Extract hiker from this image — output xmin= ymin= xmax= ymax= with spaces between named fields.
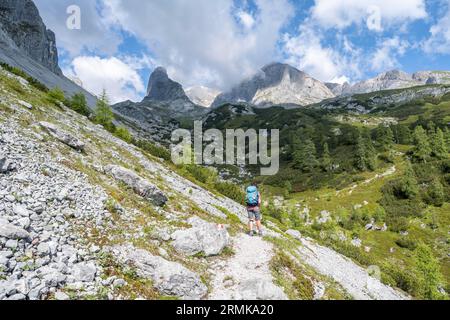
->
xmin=245 ymin=182 xmax=263 ymax=236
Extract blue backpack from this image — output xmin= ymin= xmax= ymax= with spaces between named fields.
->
xmin=246 ymin=186 xmax=259 ymax=206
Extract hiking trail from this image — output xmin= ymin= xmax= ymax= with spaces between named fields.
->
xmin=209 ymin=233 xmax=287 ymax=300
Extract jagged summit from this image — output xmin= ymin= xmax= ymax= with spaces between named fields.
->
xmin=212 ymin=62 xmax=335 ymax=108
xmin=146 ymin=67 xmax=190 ymax=102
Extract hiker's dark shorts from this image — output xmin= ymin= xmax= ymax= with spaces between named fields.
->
xmin=247 ymin=207 xmax=261 ymax=221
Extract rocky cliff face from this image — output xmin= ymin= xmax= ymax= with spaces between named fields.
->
xmin=112 ymin=68 xmax=207 ymax=130
xmin=146 ymin=67 xmax=190 ymax=102
xmin=212 ymin=63 xmax=335 ymax=108
xmin=0 ymin=0 xmax=97 ymax=107
xmin=0 ymin=0 xmax=61 ymax=75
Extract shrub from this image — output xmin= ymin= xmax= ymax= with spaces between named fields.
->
xmin=395 ymin=237 xmax=418 ymax=250
xmin=387 ymin=216 xmax=410 ymax=233
xmin=114 ymin=126 xmax=132 ymax=143
xmin=424 ymin=179 xmax=445 ymax=207
xmin=214 ymin=181 xmax=245 ymax=203
xmin=0 ymin=62 xmax=48 ymax=92
xmin=67 ymin=92 xmax=90 ymax=117
xmin=47 ymin=87 xmax=65 ymax=103
xmin=133 ymin=140 xmax=171 ymax=161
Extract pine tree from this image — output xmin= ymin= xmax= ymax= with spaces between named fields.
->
xmin=426 ymin=121 xmax=436 ymax=135
xmin=94 ymin=90 xmax=114 ymax=131
xmin=412 ymin=126 xmax=431 ymax=163
xmin=393 ymin=124 xmax=412 ymax=145
xmin=375 ymin=125 xmax=394 ymax=151
xmin=444 ymin=127 xmax=450 ymax=152
xmin=321 ymin=142 xmax=332 ymax=172
xmin=414 ymin=243 xmax=445 ymax=300
xmin=355 ymin=136 xmax=367 ymax=171
xmin=426 ymin=178 xmax=445 ymax=207
xmin=363 ymin=131 xmax=377 ymax=170
xmin=398 ymin=161 xmax=419 ymax=199
xmin=430 ymin=128 xmax=447 ymax=159
xmin=294 ymin=138 xmax=318 ymax=172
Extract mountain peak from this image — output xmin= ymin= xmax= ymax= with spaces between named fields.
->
xmin=212 ymin=62 xmax=334 ymax=108
xmin=146 ymin=66 xmax=190 ymax=102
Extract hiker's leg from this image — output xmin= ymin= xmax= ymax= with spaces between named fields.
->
xmin=254 ymin=209 xmax=262 ymax=232
xmin=247 ymin=210 xmax=255 ymax=233
xmin=248 ymin=219 xmax=254 ymax=232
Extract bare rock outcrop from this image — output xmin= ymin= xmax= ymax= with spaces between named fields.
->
xmin=104 ymin=165 xmax=167 ymax=206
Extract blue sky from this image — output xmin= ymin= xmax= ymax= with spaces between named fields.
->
xmin=34 ymin=0 xmax=450 ymax=103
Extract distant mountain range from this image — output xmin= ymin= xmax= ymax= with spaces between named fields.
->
xmin=1 ymin=0 xmax=450 ymax=123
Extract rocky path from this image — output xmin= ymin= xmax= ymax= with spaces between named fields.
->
xmin=209 ymin=234 xmax=287 ymax=300
xmin=296 ymin=238 xmax=409 ymax=300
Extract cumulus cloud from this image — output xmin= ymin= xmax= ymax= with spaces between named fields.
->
xmin=283 ymin=24 xmax=363 ymax=83
xmin=103 ymin=0 xmax=293 ymax=90
xmin=64 ymin=56 xmax=146 ymax=103
xmin=371 ymin=37 xmax=409 ymax=71
xmin=423 ymin=4 xmax=450 ymax=54
xmin=310 ymin=0 xmax=427 ymax=31
xmin=34 ymin=0 xmax=122 ymax=56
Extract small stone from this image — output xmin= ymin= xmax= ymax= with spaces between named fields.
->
xmin=17 ymin=217 xmax=31 ymax=229
xmin=113 ymin=279 xmax=126 ymax=288
xmin=72 ymin=262 xmax=97 ymax=282
xmin=37 ymin=242 xmax=51 ymax=257
xmin=5 ymin=239 xmax=18 ymax=250
xmin=54 ymin=291 xmax=70 ymax=300
xmin=13 ymin=205 xmax=31 ymax=217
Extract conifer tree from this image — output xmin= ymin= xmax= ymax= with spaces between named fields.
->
xmin=375 ymin=125 xmax=394 ymax=151
xmin=430 ymin=128 xmax=447 ymax=159
xmin=398 ymin=161 xmax=419 ymax=199
xmin=355 ymin=136 xmax=367 ymax=171
xmin=414 ymin=243 xmax=445 ymax=300
xmin=321 ymin=142 xmax=332 ymax=172
xmin=412 ymin=126 xmax=431 ymax=163
xmin=294 ymin=138 xmax=318 ymax=172
xmin=94 ymin=90 xmax=114 ymax=131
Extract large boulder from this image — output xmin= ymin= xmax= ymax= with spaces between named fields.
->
xmin=0 ymin=155 xmax=15 ymax=173
xmin=71 ymin=262 xmax=97 ymax=283
xmin=171 ymin=217 xmax=229 ymax=256
xmin=104 ymin=165 xmax=167 ymax=206
xmin=39 ymin=122 xmax=85 ymax=151
xmin=0 ymin=220 xmax=31 ymax=241
xmin=239 ymin=278 xmax=288 ymax=300
xmin=106 ymin=245 xmax=207 ymax=300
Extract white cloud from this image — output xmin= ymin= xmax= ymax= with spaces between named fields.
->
xmin=64 ymin=56 xmax=146 ymax=103
xmin=283 ymin=24 xmax=363 ymax=83
xmin=371 ymin=37 xmax=409 ymax=71
xmin=310 ymin=0 xmax=427 ymax=31
xmin=330 ymin=76 xmax=350 ymax=85
xmin=103 ymin=0 xmax=293 ymax=90
xmin=237 ymin=11 xmax=256 ymax=29
xmin=423 ymin=4 xmax=450 ymax=54
xmin=34 ymin=0 xmax=122 ymax=56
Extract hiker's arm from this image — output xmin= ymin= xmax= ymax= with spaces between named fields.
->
xmin=258 ymin=192 xmax=262 ymax=206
